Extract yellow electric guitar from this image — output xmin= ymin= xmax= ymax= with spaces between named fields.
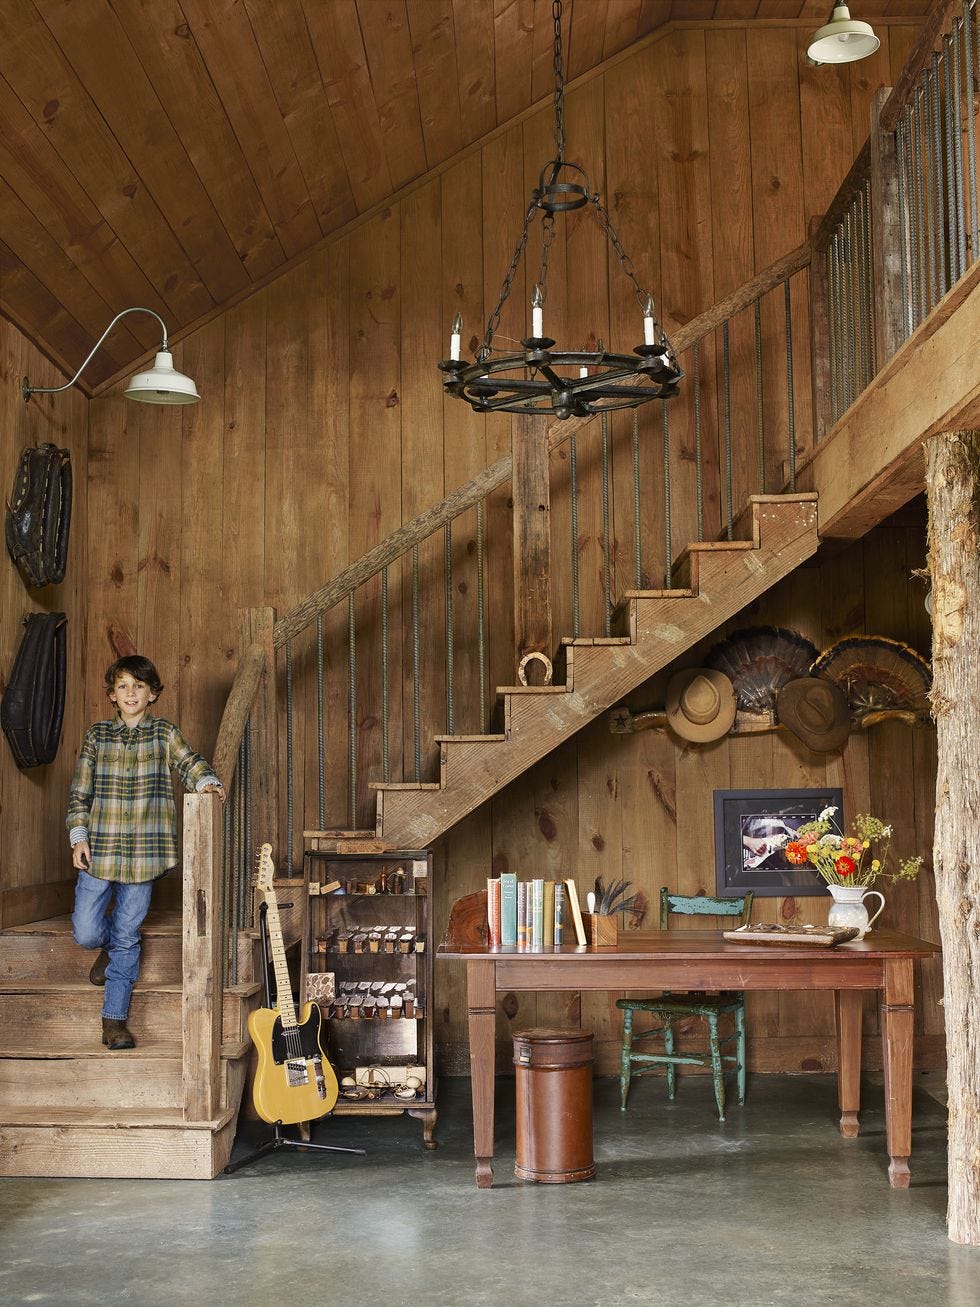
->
xmin=248 ymin=844 xmax=339 ymax=1124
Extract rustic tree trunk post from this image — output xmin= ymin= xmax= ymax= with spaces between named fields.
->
xmin=926 ymin=429 xmax=980 ymax=1246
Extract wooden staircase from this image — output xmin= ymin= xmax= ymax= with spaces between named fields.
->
xmin=0 ymin=910 xmax=256 ymax=1179
xmin=313 ymin=495 xmax=819 ymax=853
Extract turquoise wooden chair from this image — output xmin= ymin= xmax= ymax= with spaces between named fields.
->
xmin=616 ymin=887 xmax=754 ymax=1121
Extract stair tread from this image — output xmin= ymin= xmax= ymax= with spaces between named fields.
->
xmin=433 ymin=734 xmax=507 ymax=743
xmin=368 ymin=781 xmax=441 ymax=791
xmin=496 ymin=684 xmax=568 ymax=695
xmin=0 ymin=1105 xmax=235 ymax=1130
xmin=0 ymin=1039 xmax=249 ymax=1060
xmin=682 ymin=539 xmax=755 ymax=552
xmin=303 ymin=828 xmax=377 ymax=839
xmin=2 ymin=910 xmax=181 ymax=937
xmin=621 ymin=588 xmax=696 ymax=600
xmin=559 ymin=636 xmax=632 ymax=646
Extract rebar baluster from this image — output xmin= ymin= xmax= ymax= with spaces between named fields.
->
xmin=932 ymin=51 xmax=949 ymax=297
xmin=662 ymin=401 xmax=673 ymax=587
xmin=913 ymin=91 xmax=928 ymax=321
xmin=444 ymin=524 xmax=455 ymax=736
xmin=947 ymin=30 xmax=965 ymax=282
xmin=924 ymin=72 xmax=940 ymax=306
xmin=570 ymin=434 xmax=581 ymax=637
xmin=828 ymin=239 xmax=840 ymax=422
xmin=381 ymin=568 xmax=390 ymax=783
xmin=930 ymin=63 xmax=946 ymax=303
xmin=347 ymin=593 xmax=357 ymax=830
xmin=243 ymin=722 xmax=253 ymax=926
xmin=631 ymin=408 xmax=643 ymax=584
xmin=601 ymin=412 xmax=612 ymax=636
xmin=693 ymin=341 xmax=704 ymax=540
xmin=904 ymin=114 xmax=919 ymax=337
xmin=843 ymin=208 xmax=854 ymax=410
xmin=222 ymin=787 xmax=233 ymax=984
xmin=722 ymin=320 xmax=733 ymax=537
xmin=285 ymin=639 xmax=294 ymax=867
xmin=412 ymin=543 xmax=421 ymax=782
xmin=751 ymin=300 xmax=765 ymax=486
xmin=964 ymin=0 xmax=979 ymax=264
xmin=855 ymin=190 xmax=869 ymax=389
xmin=316 ymin=615 xmax=326 ymax=828
xmin=476 ymin=500 xmax=487 ymax=730
xmin=784 ymin=279 xmax=797 ymax=490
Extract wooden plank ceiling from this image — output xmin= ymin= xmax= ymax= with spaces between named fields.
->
xmin=0 ymin=0 xmax=928 ymax=393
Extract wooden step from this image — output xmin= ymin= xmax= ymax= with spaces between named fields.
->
xmin=0 ymin=1110 xmax=240 ymax=1179
xmin=0 ymin=983 xmax=260 ymax=1048
xmin=304 ymin=829 xmax=384 ymax=853
xmin=0 ymin=918 xmax=181 ymax=985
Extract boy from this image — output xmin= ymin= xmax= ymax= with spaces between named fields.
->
xmin=67 ymin=655 xmax=224 ymax=1050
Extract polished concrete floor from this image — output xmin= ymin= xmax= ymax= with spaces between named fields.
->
xmin=1 ymin=1073 xmax=977 ymax=1307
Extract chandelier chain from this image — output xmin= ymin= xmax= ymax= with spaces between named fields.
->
xmin=591 ymin=192 xmax=650 ymax=315
xmin=480 ymin=194 xmax=539 ymax=360
xmin=538 ymin=211 xmax=556 ymax=295
xmin=552 ymin=0 xmax=565 ymax=161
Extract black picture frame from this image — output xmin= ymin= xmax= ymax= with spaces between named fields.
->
xmin=713 ymin=787 xmax=844 ymax=898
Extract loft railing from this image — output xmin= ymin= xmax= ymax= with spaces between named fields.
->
xmin=812 ymin=0 xmax=979 ymax=432
xmin=192 ymin=1 xmax=979 ymax=1008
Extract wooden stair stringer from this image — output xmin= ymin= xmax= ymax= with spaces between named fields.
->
xmin=377 ymin=496 xmax=818 ymax=850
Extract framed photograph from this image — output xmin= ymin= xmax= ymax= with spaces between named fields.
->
xmin=713 ymin=787 xmax=843 ymax=898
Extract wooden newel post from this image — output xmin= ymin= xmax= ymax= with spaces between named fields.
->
xmin=512 ymin=414 xmax=553 ymax=683
xmin=182 ymin=792 xmax=223 ymax=1121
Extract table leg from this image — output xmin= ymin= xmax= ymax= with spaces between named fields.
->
xmin=881 ymin=957 xmax=915 ymax=1189
xmin=467 ymin=960 xmax=497 ymax=1188
xmin=834 ymin=989 xmax=863 ymax=1137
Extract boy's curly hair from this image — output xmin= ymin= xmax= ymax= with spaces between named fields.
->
xmin=104 ymin=655 xmax=164 ymax=697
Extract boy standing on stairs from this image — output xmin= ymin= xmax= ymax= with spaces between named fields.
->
xmin=66 ymin=655 xmax=224 ymax=1051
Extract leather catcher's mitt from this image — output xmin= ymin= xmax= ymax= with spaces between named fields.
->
xmin=5 ymin=443 xmax=73 ymax=588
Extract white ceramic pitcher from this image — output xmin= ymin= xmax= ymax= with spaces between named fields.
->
xmin=827 ymin=883 xmax=885 ymax=939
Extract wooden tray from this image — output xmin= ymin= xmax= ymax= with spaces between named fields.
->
xmin=724 ymin=924 xmax=860 ymax=947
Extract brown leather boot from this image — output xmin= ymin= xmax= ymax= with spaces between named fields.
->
xmin=101 ymin=1018 xmax=135 ymax=1050
xmin=89 ymin=948 xmax=110 ymax=986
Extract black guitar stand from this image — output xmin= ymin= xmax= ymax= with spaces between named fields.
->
xmin=224 ymin=902 xmax=366 ymax=1174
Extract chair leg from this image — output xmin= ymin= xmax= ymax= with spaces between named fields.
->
xmin=707 ymin=1012 xmax=726 ymax=1121
xmin=664 ymin=1019 xmax=676 ymax=1100
xmin=736 ymin=1002 xmax=747 ymax=1105
xmin=620 ymin=1007 xmax=633 ymax=1110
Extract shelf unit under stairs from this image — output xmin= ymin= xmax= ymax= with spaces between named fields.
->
xmin=309 ymin=494 xmax=820 ymax=855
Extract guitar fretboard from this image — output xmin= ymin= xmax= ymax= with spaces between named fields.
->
xmin=263 ymin=890 xmax=298 ymax=1030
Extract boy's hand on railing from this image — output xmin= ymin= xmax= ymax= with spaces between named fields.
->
xmin=72 ymin=840 xmax=91 ymax=870
xmin=200 ymin=783 xmax=226 ymax=805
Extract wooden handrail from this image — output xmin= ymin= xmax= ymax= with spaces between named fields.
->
xmin=879 ymin=0 xmax=961 ymax=135
xmin=212 ymin=642 xmax=266 ymax=788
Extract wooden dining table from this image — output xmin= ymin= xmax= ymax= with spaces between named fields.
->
xmin=438 ymin=904 xmax=939 ymax=1190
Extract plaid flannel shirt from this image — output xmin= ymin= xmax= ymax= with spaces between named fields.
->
xmin=66 ymin=712 xmax=217 ymax=883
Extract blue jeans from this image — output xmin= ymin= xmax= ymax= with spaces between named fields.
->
xmin=72 ymin=870 xmax=155 ymax=1020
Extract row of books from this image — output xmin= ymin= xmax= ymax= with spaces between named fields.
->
xmin=486 ymin=875 xmax=587 ymax=949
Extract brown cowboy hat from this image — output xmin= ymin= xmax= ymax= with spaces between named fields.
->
xmin=776 ymin=676 xmax=850 ymax=752
xmin=665 ymin=667 xmax=737 ymax=743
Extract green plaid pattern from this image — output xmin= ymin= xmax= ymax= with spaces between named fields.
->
xmin=67 ymin=712 xmax=216 ymax=883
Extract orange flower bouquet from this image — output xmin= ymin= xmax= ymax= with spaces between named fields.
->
xmin=783 ymin=807 xmax=922 ymax=889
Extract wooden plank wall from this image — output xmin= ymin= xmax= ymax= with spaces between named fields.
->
xmin=3 ymin=22 xmax=940 ymax=1071
xmin=0 ymin=317 xmax=88 ymax=927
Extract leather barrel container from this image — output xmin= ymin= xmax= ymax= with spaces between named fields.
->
xmin=1 ymin=611 xmax=67 ymax=768
xmin=513 ymin=1027 xmax=595 ymax=1183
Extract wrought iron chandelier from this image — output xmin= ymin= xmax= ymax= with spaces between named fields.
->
xmin=439 ymin=0 xmax=682 ymax=420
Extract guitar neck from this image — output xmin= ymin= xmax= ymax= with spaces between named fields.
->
xmin=263 ymin=892 xmax=298 ymax=1029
